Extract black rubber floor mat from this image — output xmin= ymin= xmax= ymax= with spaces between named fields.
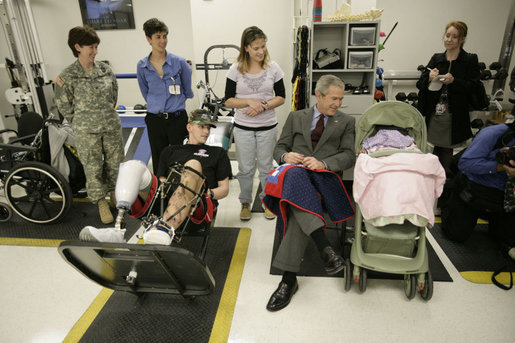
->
xmin=0 ymin=200 xmax=141 ymax=243
xmin=270 ymin=227 xmax=452 ymax=282
xmin=431 ymin=223 xmax=515 ymax=274
xmin=79 ymin=227 xmax=245 ymax=343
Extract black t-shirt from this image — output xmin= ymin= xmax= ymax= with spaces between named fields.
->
xmin=157 ymin=144 xmax=232 ymax=189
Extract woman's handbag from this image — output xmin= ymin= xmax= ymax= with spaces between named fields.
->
xmin=427 ymin=88 xmax=453 ymax=147
xmin=313 ymin=48 xmax=343 ymax=69
xmin=469 ymin=80 xmax=489 ymax=110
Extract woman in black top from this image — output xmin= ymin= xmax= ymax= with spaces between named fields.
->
xmin=417 ymin=21 xmax=481 ymax=174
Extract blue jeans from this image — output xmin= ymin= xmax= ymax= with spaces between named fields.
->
xmin=233 ymin=126 xmax=278 ymax=204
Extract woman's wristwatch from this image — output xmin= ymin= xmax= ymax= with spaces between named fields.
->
xmin=261 ymin=100 xmax=269 ymax=110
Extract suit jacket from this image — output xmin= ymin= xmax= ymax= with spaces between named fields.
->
xmin=274 ymin=106 xmax=355 ymax=173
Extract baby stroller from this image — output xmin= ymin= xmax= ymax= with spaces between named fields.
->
xmin=0 ymin=111 xmax=84 ymax=224
xmin=349 ymin=101 xmax=446 ymax=301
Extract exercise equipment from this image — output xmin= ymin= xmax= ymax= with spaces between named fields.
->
xmin=1 ymin=0 xmax=53 ymax=118
xmin=116 ymin=105 xmax=126 ymax=113
xmin=195 ymin=44 xmax=239 ymax=118
xmin=195 ymin=45 xmax=237 ymax=150
xmin=134 ymin=104 xmax=145 ymax=114
xmin=58 ymin=241 xmax=215 ymax=297
xmin=407 ymin=92 xmax=418 ymax=108
xmin=395 ymin=92 xmax=407 ymax=102
xmin=59 ymin=161 xmax=215 ymax=297
xmin=378 ymin=22 xmax=398 ymax=52
xmin=292 ymin=25 xmax=310 ymax=111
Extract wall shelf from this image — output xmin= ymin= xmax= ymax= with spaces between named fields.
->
xmin=309 ymin=20 xmax=381 ymax=115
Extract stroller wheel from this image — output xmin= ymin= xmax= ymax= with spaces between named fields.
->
xmin=404 ymin=274 xmax=417 ymax=300
xmin=420 ymin=270 xmax=433 ymax=301
xmin=344 ymin=258 xmax=352 ymax=291
xmin=0 ymin=202 xmax=13 ymax=222
xmin=358 ymin=268 xmax=367 ymax=293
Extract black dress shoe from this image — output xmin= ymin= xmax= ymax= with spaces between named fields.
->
xmin=322 ymin=246 xmax=345 ymax=275
xmin=266 ymin=280 xmax=298 ymax=312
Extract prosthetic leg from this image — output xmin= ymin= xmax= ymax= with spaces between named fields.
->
xmin=114 ymin=159 xmax=153 ymax=230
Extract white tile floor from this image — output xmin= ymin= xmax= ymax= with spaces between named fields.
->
xmin=1 ymin=168 xmax=514 ymax=343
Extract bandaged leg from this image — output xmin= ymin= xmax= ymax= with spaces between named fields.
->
xmin=143 ymin=160 xmax=205 ymax=245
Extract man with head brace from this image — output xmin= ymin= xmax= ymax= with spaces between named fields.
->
xmin=79 ymin=109 xmax=231 ymax=244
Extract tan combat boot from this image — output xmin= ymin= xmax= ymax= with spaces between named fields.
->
xmin=240 ymin=203 xmax=251 ymax=221
xmin=98 ymin=198 xmax=114 ymax=224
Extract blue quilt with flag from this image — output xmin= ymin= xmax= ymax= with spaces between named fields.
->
xmin=263 ymin=164 xmax=355 ymax=238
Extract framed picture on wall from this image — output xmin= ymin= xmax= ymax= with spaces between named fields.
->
xmin=78 ymin=0 xmax=135 ymax=30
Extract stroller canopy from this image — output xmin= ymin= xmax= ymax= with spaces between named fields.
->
xmin=355 ymin=101 xmax=427 ymax=153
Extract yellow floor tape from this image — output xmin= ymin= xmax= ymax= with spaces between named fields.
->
xmin=0 ymin=237 xmax=62 ymax=247
xmin=434 ymin=216 xmax=488 ymax=225
xmin=61 ymin=227 xmax=251 ymax=343
xmin=63 ymin=288 xmax=114 ymax=343
xmin=209 ymin=228 xmax=251 ymax=343
xmin=460 ymin=271 xmax=514 ymax=285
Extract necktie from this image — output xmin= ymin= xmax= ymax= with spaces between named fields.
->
xmin=311 ymin=114 xmax=325 ymax=149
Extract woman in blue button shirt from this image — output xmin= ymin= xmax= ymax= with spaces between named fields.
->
xmin=137 ymin=18 xmax=194 ymax=174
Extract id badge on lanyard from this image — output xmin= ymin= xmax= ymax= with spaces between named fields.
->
xmin=169 ymin=77 xmax=181 ymax=95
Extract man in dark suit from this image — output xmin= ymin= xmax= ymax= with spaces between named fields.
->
xmin=266 ymin=74 xmax=355 ymax=311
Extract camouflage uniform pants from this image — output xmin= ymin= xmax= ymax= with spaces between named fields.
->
xmin=75 ymin=130 xmax=124 ymax=203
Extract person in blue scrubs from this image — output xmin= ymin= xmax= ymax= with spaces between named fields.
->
xmin=137 ymin=18 xmax=194 ymax=174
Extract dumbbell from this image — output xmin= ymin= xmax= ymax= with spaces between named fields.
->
xmin=374 ymin=88 xmax=384 ymax=101
xmin=480 ymin=69 xmax=492 ymax=80
xmin=470 ymin=118 xmax=484 ymax=130
xmin=494 ymin=68 xmax=508 ymax=80
xmin=117 ymin=105 xmax=126 ymax=114
xmin=134 ymin=104 xmax=146 ymax=114
xmin=489 ymin=62 xmax=501 ymax=71
xmin=395 ymin=92 xmax=407 ymax=102
xmin=417 ymin=65 xmax=426 ymax=73
xmin=407 ymin=92 xmax=418 ymax=102
xmin=478 ymin=62 xmax=486 ymax=71
xmin=488 ymin=62 xmax=508 ymax=80
xmin=407 ymin=92 xmax=418 ymax=107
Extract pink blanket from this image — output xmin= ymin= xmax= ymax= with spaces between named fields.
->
xmin=353 ymin=153 xmax=446 ymax=226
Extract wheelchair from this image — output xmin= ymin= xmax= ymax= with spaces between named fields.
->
xmin=0 ymin=111 xmax=76 ymax=224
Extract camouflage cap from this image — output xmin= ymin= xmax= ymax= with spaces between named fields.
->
xmin=188 ymin=109 xmax=216 ymax=128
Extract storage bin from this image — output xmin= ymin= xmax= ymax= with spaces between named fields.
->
xmin=348 ymin=51 xmax=373 ymax=69
xmin=349 ymin=27 xmax=376 ymax=46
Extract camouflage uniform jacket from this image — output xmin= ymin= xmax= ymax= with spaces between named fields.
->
xmin=54 ymin=60 xmax=121 ymax=133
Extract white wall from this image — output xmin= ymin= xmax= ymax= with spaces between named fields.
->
xmin=0 ymin=0 xmax=195 ymax=128
xmin=376 ymin=0 xmax=513 ymax=100
xmin=1 ymin=0 xmax=513 ymax=132
xmin=189 ymin=0 xmax=294 ymax=128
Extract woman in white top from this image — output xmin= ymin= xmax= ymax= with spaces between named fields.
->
xmin=225 ymin=26 xmax=285 ymax=221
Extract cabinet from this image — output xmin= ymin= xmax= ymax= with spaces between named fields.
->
xmin=309 ymin=21 xmax=380 ymax=115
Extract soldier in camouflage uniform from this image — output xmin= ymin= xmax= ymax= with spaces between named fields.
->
xmin=54 ymin=26 xmax=124 ymax=224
